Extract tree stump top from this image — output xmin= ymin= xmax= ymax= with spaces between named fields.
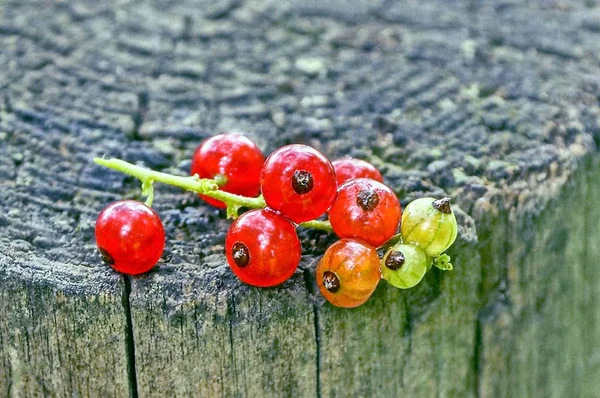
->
xmin=2 ymin=0 xmax=597 ymax=293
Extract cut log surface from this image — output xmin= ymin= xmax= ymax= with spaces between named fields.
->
xmin=1 ymin=0 xmax=600 ymax=396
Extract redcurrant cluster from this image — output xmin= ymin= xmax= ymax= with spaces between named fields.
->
xmin=94 ymin=133 xmax=458 ymax=308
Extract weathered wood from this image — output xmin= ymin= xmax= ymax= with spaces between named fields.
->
xmin=475 ymin=157 xmax=600 ymax=398
xmin=1 ymin=0 xmax=600 ymax=397
xmin=131 ymin=260 xmax=318 ymax=397
xmin=0 ymin=255 xmax=130 ymax=396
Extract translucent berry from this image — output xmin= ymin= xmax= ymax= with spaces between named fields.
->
xmin=401 ymin=197 xmax=458 ymax=257
xmin=316 ymin=239 xmax=381 ymax=308
xmin=328 ymin=178 xmax=401 ymax=247
xmin=225 ymin=208 xmax=301 ymax=287
xmin=260 ymin=144 xmax=337 ymax=223
xmin=95 ymin=200 xmax=165 ymax=275
xmin=332 ymin=157 xmax=384 ymax=186
xmin=381 ymin=243 xmax=430 ymax=289
xmin=191 ymin=133 xmax=265 ymax=208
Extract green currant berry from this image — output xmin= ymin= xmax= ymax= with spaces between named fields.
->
xmin=381 ymin=243 xmax=429 ymax=289
xmin=400 ymin=197 xmax=458 ymax=257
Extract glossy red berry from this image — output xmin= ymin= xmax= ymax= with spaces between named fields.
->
xmin=225 ymin=208 xmax=301 ymax=287
xmin=316 ymin=239 xmax=381 ymax=308
xmin=260 ymin=144 xmax=337 ymax=223
xmin=95 ymin=200 xmax=165 ymax=275
xmin=328 ymin=178 xmax=401 ymax=247
xmin=191 ymin=133 xmax=265 ymax=208
xmin=332 ymin=157 xmax=384 ymax=186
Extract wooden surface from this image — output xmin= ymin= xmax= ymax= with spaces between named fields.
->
xmin=1 ymin=0 xmax=600 ymax=396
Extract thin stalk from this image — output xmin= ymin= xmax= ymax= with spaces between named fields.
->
xmin=298 ymin=219 xmax=333 ymax=233
xmin=141 ymin=180 xmax=154 ymax=207
xmin=94 ymin=158 xmax=266 ymax=210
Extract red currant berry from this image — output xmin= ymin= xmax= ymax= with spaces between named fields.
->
xmin=95 ymin=200 xmax=165 ymax=275
xmin=332 ymin=157 xmax=383 ymax=186
xmin=191 ymin=133 xmax=265 ymax=208
xmin=316 ymin=239 xmax=381 ymax=308
xmin=328 ymin=178 xmax=401 ymax=247
xmin=260 ymin=144 xmax=337 ymax=223
xmin=225 ymin=208 xmax=301 ymax=287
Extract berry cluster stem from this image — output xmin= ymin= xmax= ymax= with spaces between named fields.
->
xmin=94 ymin=158 xmax=266 ymax=210
xmin=299 ymin=219 xmax=333 ymax=233
xmin=93 ymin=157 xmax=334 ymax=232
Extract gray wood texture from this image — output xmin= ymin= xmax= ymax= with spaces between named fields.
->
xmin=1 ymin=0 xmax=600 ymax=396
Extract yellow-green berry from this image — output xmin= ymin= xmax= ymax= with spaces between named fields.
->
xmin=400 ymin=197 xmax=458 ymax=257
xmin=381 ymin=243 xmax=429 ymax=289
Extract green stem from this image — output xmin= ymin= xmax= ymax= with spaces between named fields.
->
xmin=141 ymin=180 xmax=155 ymax=207
xmin=94 ymin=158 xmax=266 ymax=212
xmin=298 ymin=219 xmax=333 ymax=233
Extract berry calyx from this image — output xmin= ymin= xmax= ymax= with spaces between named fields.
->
xmin=328 ymin=178 xmax=401 ymax=247
xmin=191 ymin=133 xmax=265 ymax=208
xmin=322 ymin=271 xmax=341 ymax=292
xmin=260 ymin=144 xmax=337 ymax=223
xmin=433 ymin=197 xmax=452 ymax=214
xmin=384 ymin=250 xmax=405 ymax=270
xmin=401 ymin=197 xmax=458 ymax=257
xmin=381 ymin=243 xmax=429 ymax=289
xmin=291 ymin=170 xmax=314 ymax=194
xmin=95 ymin=200 xmax=165 ymax=275
xmin=434 ymin=253 xmax=453 ymax=271
xmin=332 ymin=157 xmax=383 ymax=186
xmin=231 ymin=242 xmax=250 ymax=266
xmin=225 ymin=208 xmax=301 ymax=287
xmin=316 ymin=239 xmax=381 ymax=308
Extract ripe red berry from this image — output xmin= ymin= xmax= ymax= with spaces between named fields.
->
xmin=328 ymin=178 xmax=401 ymax=247
xmin=260 ymin=144 xmax=337 ymax=223
xmin=316 ymin=239 xmax=381 ymax=308
xmin=225 ymin=208 xmax=301 ymax=287
xmin=191 ymin=133 xmax=265 ymax=208
xmin=332 ymin=157 xmax=384 ymax=186
xmin=95 ymin=200 xmax=165 ymax=275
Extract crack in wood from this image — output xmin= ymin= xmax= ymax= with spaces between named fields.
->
xmin=180 ymin=16 xmax=193 ymax=41
xmin=130 ymin=91 xmax=149 ymax=141
xmin=122 ymin=276 xmax=139 ymax=398
xmin=472 ymin=313 xmax=483 ymax=398
xmin=400 ymin=295 xmax=412 ymax=389
xmin=302 ymin=268 xmax=322 ymax=398
xmin=226 ymin=295 xmax=239 ymax=392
